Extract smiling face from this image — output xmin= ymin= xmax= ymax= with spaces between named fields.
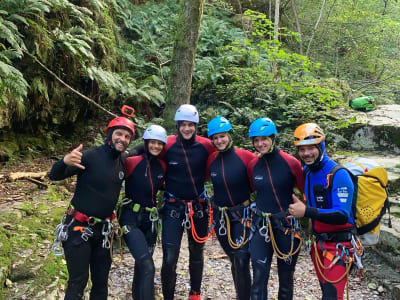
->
xmin=253 ymin=136 xmax=272 ymax=155
xmin=111 ymin=128 xmax=132 ymax=152
xmin=179 ymin=121 xmax=196 ymax=140
xmin=148 ymin=139 xmax=164 ymax=156
xmin=211 ymin=132 xmax=230 ymax=151
xmin=298 ymin=144 xmax=320 ymax=165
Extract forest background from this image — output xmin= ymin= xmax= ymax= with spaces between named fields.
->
xmin=1 ymin=0 xmax=400 ymax=157
xmin=1 ymin=0 xmax=400 ymax=298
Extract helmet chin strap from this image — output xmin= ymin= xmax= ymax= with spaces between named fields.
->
xmin=306 ymin=144 xmax=324 ymax=171
xmin=213 ymin=132 xmax=233 ymax=152
xmin=253 ymin=136 xmax=275 ymax=157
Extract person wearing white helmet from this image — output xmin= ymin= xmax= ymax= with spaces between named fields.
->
xmin=119 ymin=124 xmax=168 ymax=300
xmin=159 ymin=104 xmax=215 ymax=300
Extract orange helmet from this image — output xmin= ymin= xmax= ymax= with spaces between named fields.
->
xmin=294 ymin=123 xmax=325 ymax=146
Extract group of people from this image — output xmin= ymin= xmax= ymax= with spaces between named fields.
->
xmin=49 ymin=104 xmax=357 ymax=300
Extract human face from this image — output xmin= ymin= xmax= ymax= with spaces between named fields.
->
xmin=111 ymin=128 xmax=132 ymax=152
xmin=298 ymin=144 xmax=320 ymax=165
xmin=212 ymin=132 xmax=230 ymax=151
xmin=148 ymin=139 xmax=164 ymax=156
xmin=253 ymin=136 xmax=272 ymax=155
xmin=179 ymin=121 xmax=196 ymax=140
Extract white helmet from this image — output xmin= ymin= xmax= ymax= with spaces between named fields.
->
xmin=143 ymin=125 xmax=168 ymax=143
xmin=174 ymin=104 xmax=199 ymax=123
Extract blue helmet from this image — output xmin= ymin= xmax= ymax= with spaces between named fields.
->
xmin=248 ymin=117 xmax=278 ymax=138
xmin=207 ymin=116 xmax=232 ymax=137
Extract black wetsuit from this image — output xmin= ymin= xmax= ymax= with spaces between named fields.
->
xmin=206 ymin=146 xmax=255 ymax=300
xmin=49 ymin=143 xmax=125 ymax=300
xmin=160 ymin=135 xmax=215 ymax=299
xmin=247 ymin=147 xmax=304 ymax=300
xmin=119 ymin=152 xmax=166 ymax=300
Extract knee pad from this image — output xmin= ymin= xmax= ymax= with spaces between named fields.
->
xmin=162 ymin=244 xmax=179 ymax=270
xmin=321 ymin=282 xmax=338 ymax=300
xmin=234 ymin=254 xmax=250 ymax=272
xmin=137 ymin=256 xmax=155 ymax=276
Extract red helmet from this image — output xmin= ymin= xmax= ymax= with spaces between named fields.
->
xmin=105 ymin=116 xmax=135 ymax=137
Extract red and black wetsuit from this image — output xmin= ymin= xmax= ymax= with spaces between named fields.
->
xmin=206 ymin=146 xmax=255 ymax=300
xmin=119 ymin=152 xmax=166 ymax=300
xmin=49 ymin=144 xmax=125 ymax=300
xmin=160 ymin=135 xmax=215 ymax=299
xmin=247 ymin=146 xmax=304 ymax=300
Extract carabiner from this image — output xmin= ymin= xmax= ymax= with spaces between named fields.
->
xmin=51 ymin=240 xmax=64 ymax=256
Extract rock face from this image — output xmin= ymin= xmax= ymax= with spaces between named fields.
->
xmin=344 ymin=105 xmax=400 ymax=153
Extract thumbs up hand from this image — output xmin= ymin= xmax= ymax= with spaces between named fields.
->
xmin=289 ymin=193 xmax=306 ymax=218
xmin=63 ymin=144 xmax=85 ymax=170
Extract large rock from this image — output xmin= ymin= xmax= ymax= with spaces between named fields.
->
xmin=343 ymin=105 xmax=400 ymax=153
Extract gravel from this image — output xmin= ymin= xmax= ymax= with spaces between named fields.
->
xmin=108 ymin=232 xmax=389 ymax=299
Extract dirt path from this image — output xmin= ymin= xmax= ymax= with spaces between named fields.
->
xmin=106 ymin=233 xmax=387 ymax=300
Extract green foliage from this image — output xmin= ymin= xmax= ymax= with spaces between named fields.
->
xmin=293 ymin=0 xmax=400 ymax=103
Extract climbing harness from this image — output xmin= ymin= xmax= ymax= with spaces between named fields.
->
xmin=250 ymin=207 xmax=302 ymax=260
xmin=312 ymin=233 xmax=363 ymax=300
xmin=166 ymin=191 xmax=214 ymax=244
xmin=216 ymin=200 xmax=251 ymax=249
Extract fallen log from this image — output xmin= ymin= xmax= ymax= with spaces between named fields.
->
xmin=7 ymin=171 xmax=47 ymax=182
xmin=26 ymin=177 xmax=48 ymax=189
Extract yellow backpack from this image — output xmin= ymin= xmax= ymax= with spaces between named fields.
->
xmin=328 ymin=157 xmax=391 ymax=246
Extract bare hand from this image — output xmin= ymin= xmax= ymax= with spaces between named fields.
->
xmin=289 ymin=193 xmax=306 ymax=218
xmin=63 ymin=144 xmax=85 ymax=169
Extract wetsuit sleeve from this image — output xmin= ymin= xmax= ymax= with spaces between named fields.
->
xmin=247 ymin=157 xmax=258 ymax=191
xmin=124 ymin=143 xmax=145 ymax=158
xmin=280 ymin=151 xmax=305 ymax=194
xmin=48 ymin=158 xmax=82 ymax=181
xmin=125 ymin=156 xmax=143 ymax=177
xmin=305 ymin=169 xmax=354 ymax=225
xmin=236 ymin=149 xmax=256 ymax=167
xmin=205 ymin=152 xmax=218 ymax=181
xmin=159 ymin=135 xmax=176 ymax=159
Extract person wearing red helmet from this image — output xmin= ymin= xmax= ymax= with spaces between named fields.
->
xmin=49 ymin=115 xmax=134 ymax=300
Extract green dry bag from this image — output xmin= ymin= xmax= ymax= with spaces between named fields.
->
xmin=349 ymin=96 xmax=376 ymax=111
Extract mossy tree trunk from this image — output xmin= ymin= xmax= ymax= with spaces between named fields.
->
xmin=163 ymin=0 xmax=205 ymax=130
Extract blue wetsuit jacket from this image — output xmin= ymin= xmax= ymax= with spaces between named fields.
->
xmin=304 ymin=147 xmax=354 ymax=234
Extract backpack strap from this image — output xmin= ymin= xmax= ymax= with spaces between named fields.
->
xmin=326 ymin=165 xmax=345 ymax=190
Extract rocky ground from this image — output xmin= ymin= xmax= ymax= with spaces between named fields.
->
xmin=106 ymin=235 xmax=389 ymax=300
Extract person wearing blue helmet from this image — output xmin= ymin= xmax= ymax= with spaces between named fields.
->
xmin=119 ymin=125 xmax=167 ymax=300
xmin=206 ymin=116 xmax=255 ymax=300
xmin=159 ymin=104 xmax=216 ymax=300
xmin=247 ymin=117 xmax=304 ymax=300
xmin=289 ymin=123 xmax=355 ymax=300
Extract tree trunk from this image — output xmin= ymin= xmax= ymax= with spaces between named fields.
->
xmin=306 ymin=0 xmax=326 ymax=58
xmin=163 ymin=0 xmax=205 ymax=130
xmin=290 ymin=0 xmax=303 ymax=55
xmin=273 ymin=0 xmax=280 ymax=41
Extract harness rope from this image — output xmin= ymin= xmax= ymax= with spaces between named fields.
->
xmin=313 ymin=240 xmax=353 ymax=300
xmin=189 ymin=201 xmax=213 ymax=244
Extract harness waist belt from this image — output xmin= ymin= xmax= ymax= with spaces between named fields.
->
xmin=313 ymin=231 xmax=353 ymax=242
xmin=68 ymin=206 xmax=115 ymax=224
xmin=215 ymin=200 xmax=250 ymax=212
xmin=251 ymin=206 xmax=287 ymax=219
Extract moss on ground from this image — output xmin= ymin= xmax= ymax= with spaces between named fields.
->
xmin=0 ymin=186 xmax=70 ymax=299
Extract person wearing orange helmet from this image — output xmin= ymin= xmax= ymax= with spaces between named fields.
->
xmin=289 ymin=123 xmax=355 ymax=300
xmin=49 ymin=115 xmax=134 ymax=300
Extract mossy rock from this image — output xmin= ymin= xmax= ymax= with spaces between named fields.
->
xmin=0 ymin=227 xmax=12 ymax=298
